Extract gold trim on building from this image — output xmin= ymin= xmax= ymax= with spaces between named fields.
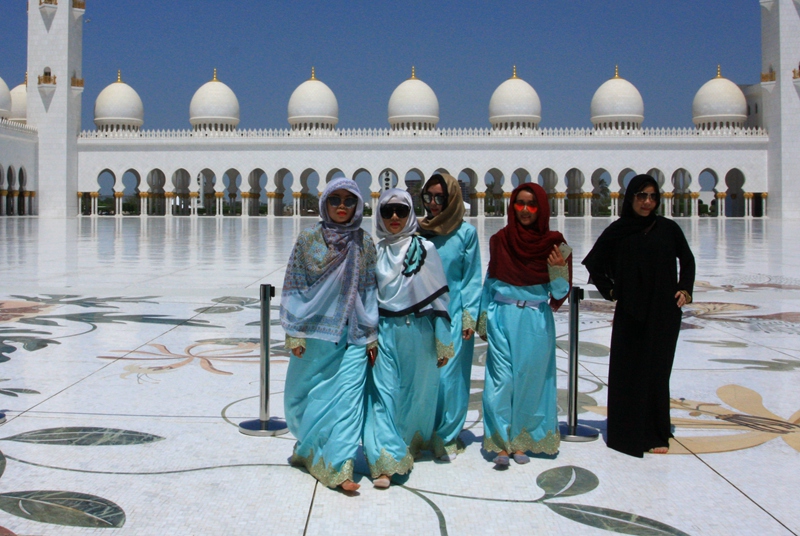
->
xmin=38 ymin=74 xmax=56 ymax=85
xmin=761 ymin=71 xmax=776 ymax=82
xmin=71 ymin=76 xmax=84 ymax=88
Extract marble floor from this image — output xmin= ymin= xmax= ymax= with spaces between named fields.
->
xmin=0 ymin=216 xmax=797 ymax=535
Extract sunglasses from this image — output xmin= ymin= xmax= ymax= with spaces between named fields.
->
xmin=514 ymin=201 xmax=538 ymax=214
xmin=634 ymin=192 xmax=658 ymax=202
xmin=422 ymin=193 xmax=446 ymax=205
xmin=327 ymin=195 xmax=358 ymax=209
xmin=379 ymin=203 xmax=411 ymax=219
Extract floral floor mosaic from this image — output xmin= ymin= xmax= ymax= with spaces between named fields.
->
xmin=0 ymin=216 xmax=797 ymax=535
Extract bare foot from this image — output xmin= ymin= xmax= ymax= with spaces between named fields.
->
xmin=373 ymin=475 xmax=391 ymax=489
xmin=340 ymin=480 xmax=360 ymax=492
xmin=648 ymin=447 xmax=669 ymax=454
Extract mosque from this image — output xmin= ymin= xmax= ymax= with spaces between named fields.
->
xmin=1 ymin=0 xmax=799 ymax=220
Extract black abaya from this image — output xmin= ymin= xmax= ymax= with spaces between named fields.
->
xmin=583 ymin=177 xmax=695 ymax=458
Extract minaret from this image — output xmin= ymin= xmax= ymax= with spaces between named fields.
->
xmin=27 ymin=0 xmax=85 ymax=218
xmin=760 ymin=0 xmax=800 ymax=218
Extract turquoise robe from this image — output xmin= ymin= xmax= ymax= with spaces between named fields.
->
xmin=479 ymin=276 xmax=569 ymax=455
xmin=427 ymin=221 xmax=482 ymax=456
xmin=285 ymin=332 xmax=368 ymax=488
xmin=363 ymin=314 xmax=453 ymax=478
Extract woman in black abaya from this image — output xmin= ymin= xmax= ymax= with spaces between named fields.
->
xmin=582 ymin=174 xmax=695 ymax=458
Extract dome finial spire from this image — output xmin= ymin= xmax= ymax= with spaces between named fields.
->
xmin=117 ymin=70 xmax=122 ymax=83
xmin=410 ymin=66 xmax=417 ymax=80
xmin=716 ymin=64 xmax=722 ymax=78
xmin=614 ymin=65 xmax=620 ymax=79
xmin=310 ymin=66 xmax=316 ymax=80
xmin=512 ymin=65 xmax=518 ymax=79
xmin=212 ymin=68 xmax=218 ymax=82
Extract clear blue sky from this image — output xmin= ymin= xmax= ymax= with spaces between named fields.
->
xmin=1 ymin=1 xmax=761 ymax=131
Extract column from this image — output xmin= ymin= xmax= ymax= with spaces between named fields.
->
xmin=609 ymin=192 xmax=620 ymax=217
xmin=583 ymin=192 xmax=593 ymax=217
xmin=0 ymin=190 xmax=6 ymax=216
xmin=215 ymin=191 xmax=224 ymax=217
xmin=661 ymin=192 xmax=673 ymax=218
xmin=165 ymin=192 xmax=175 ymax=218
xmin=241 ymin=192 xmax=250 ymax=218
xmin=371 ymin=191 xmax=380 ymax=217
xmin=30 ymin=191 xmax=36 ymax=216
xmin=555 ymin=191 xmax=566 ymax=218
xmin=90 ymin=191 xmax=99 ymax=216
xmin=267 ymin=191 xmax=277 ymax=217
xmin=743 ymin=192 xmax=753 ymax=218
xmin=114 ymin=191 xmax=124 ymax=217
xmin=503 ymin=192 xmax=511 ymax=215
xmin=76 ymin=191 xmax=83 ymax=216
xmin=716 ymin=192 xmax=727 ymax=219
xmin=292 ymin=191 xmax=301 ymax=218
xmin=476 ymin=192 xmax=486 ymax=217
xmin=189 ymin=192 xmax=199 ymax=216
xmin=9 ymin=191 xmax=18 ymax=215
xmin=690 ymin=192 xmax=700 ymax=219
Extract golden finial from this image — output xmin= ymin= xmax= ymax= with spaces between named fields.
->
xmin=24 ymin=72 xmax=28 ymax=86
xmin=212 ymin=68 xmax=218 ymax=82
xmin=512 ymin=65 xmax=518 ymax=79
xmin=410 ymin=66 xmax=417 ymax=80
xmin=716 ymin=64 xmax=722 ymax=78
xmin=116 ymin=70 xmax=122 ymax=83
xmin=310 ymin=66 xmax=316 ymax=80
xmin=614 ymin=65 xmax=620 ymax=79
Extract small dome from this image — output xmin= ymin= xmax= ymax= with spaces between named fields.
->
xmin=489 ymin=67 xmax=541 ymax=129
xmin=0 ymin=76 xmax=11 ymax=119
xmin=287 ymin=68 xmax=338 ymax=130
xmin=94 ymin=72 xmax=144 ymax=131
xmin=692 ymin=67 xmax=747 ymax=129
xmin=9 ymin=81 xmax=26 ymax=124
xmin=388 ymin=68 xmax=439 ymax=130
xmin=189 ymin=70 xmax=240 ymax=131
xmin=590 ymin=67 xmax=644 ymax=129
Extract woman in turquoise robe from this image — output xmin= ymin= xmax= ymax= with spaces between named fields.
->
xmin=478 ymin=183 xmax=571 ymax=466
xmin=363 ymin=189 xmax=454 ymax=488
xmin=280 ymin=178 xmax=378 ymax=493
xmin=418 ymin=173 xmax=482 ymax=461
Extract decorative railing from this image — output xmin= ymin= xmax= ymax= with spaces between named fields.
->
xmin=0 ymin=118 xmax=38 ymax=135
xmin=793 ymin=69 xmax=800 ymax=80
xmin=40 ymin=0 xmax=57 ymax=5
xmin=38 ymin=74 xmax=56 ymax=85
xmin=79 ymin=125 xmax=769 ymax=140
xmin=73 ymin=0 xmax=85 ymax=8
xmin=71 ymin=76 xmax=84 ymax=88
xmin=761 ymin=71 xmax=776 ymax=82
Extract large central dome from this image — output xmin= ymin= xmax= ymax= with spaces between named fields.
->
xmin=388 ymin=68 xmax=439 ymax=130
xmin=189 ymin=70 xmax=240 ymax=131
xmin=590 ymin=67 xmax=644 ymax=130
xmin=287 ymin=68 xmax=338 ymax=131
xmin=489 ymin=67 xmax=541 ymax=129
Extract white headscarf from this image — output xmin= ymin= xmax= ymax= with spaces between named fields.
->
xmin=376 ymin=189 xmax=450 ymax=319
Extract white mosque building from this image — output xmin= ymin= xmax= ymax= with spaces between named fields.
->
xmin=1 ymin=0 xmax=799 ymax=219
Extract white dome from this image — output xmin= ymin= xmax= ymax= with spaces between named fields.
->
xmin=287 ymin=70 xmax=338 ymax=130
xmin=0 ymin=76 xmax=11 ymax=119
xmin=388 ymin=69 xmax=439 ymax=130
xmin=94 ymin=73 xmax=144 ymax=130
xmin=590 ymin=68 xmax=644 ymax=129
xmin=692 ymin=69 xmax=747 ymax=128
xmin=9 ymin=82 xmax=26 ymax=124
xmin=489 ymin=68 xmax=541 ymax=129
xmin=189 ymin=71 xmax=240 ymax=130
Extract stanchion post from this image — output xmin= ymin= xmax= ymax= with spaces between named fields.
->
xmin=559 ymin=285 xmax=599 ymax=442
xmin=239 ymin=284 xmax=288 ymax=437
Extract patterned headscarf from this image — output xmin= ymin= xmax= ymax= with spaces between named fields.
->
xmin=418 ymin=173 xmax=466 ymax=236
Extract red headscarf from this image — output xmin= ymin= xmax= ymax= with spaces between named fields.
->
xmin=487 ymin=183 xmax=572 ymax=310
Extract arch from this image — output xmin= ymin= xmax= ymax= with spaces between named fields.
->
xmin=299 ymin=169 xmax=320 ymax=216
xmin=326 ymin=168 xmax=346 ymax=183
xmin=353 ymin=169 xmax=374 ymax=215
xmin=590 ymin=169 xmax=612 ymax=217
xmin=122 ymin=169 xmax=142 ymax=215
xmin=670 ymin=168 xmax=693 ymax=217
xmin=698 ymin=169 xmax=719 ymax=217
xmin=222 ymin=168 xmax=242 ymax=216
xmin=171 ymin=169 xmax=192 ymax=216
xmin=16 ymin=168 xmax=26 ymax=216
xmin=565 ymin=168 xmax=585 ymax=217
xmin=617 ymin=168 xmax=637 ymax=190
xmin=725 ymin=168 xmax=746 ymax=217
xmin=146 ymin=169 xmax=168 ymax=216
xmin=97 ymin=169 xmax=115 ymax=215
xmin=511 ymin=168 xmax=532 ymax=188
xmin=484 ymin=169 xmax=505 ymax=217
xmin=458 ymin=169 xmax=479 ymax=216
xmin=274 ymin=168 xmax=293 ymax=216
xmin=197 ymin=169 xmax=216 ymax=216
xmin=374 ymin=168 xmax=396 ymax=190
xmin=536 ymin=168 xmax=558 ymax=215
xmin=405 ymin=169 xmax=426 ymax=215
xmin=246 ymin=168 xmax=268 ymax=216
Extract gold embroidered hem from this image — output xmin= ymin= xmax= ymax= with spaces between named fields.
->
xmin=431 ymin=433 xmax=466 ymax=458
xmin=367 ymin=340 xmax=378 ymax=350
xmin=290 ymin=449 xmax=355 ymax=489
xmin=366 ymin=448 xmax=414 ymax=479
xmin=548 ymin=264 xmax=569 ymax=283
xmin=407 ymin=431 xmax=428 ymax=458
xmin=476 ymin=311 xmax=488 ymax=339
xmin=462 ymin=309 xmax=477 ymax=331
xmin=436 ymin=338 xmax=455 ymax=360
xmin=285 ymin=335 xmax=305 ymax=350
xmin=483 ymin=428 xmax=560 ymax=456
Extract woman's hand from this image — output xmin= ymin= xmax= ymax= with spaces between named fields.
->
xmin=292 ymin=346 xmax=305 ymax=358
xmin=547 ymin=244 xmax=566 ymax=267
xmin=675 ymin=291 xmax=688 ymax=307
xmin=367 ymin=347 xmax=378 ymax=367
xmin=462 ymin=328 xmax=474 ymax=340
xmin=437 ymin=357 xmax=449 ymax=368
